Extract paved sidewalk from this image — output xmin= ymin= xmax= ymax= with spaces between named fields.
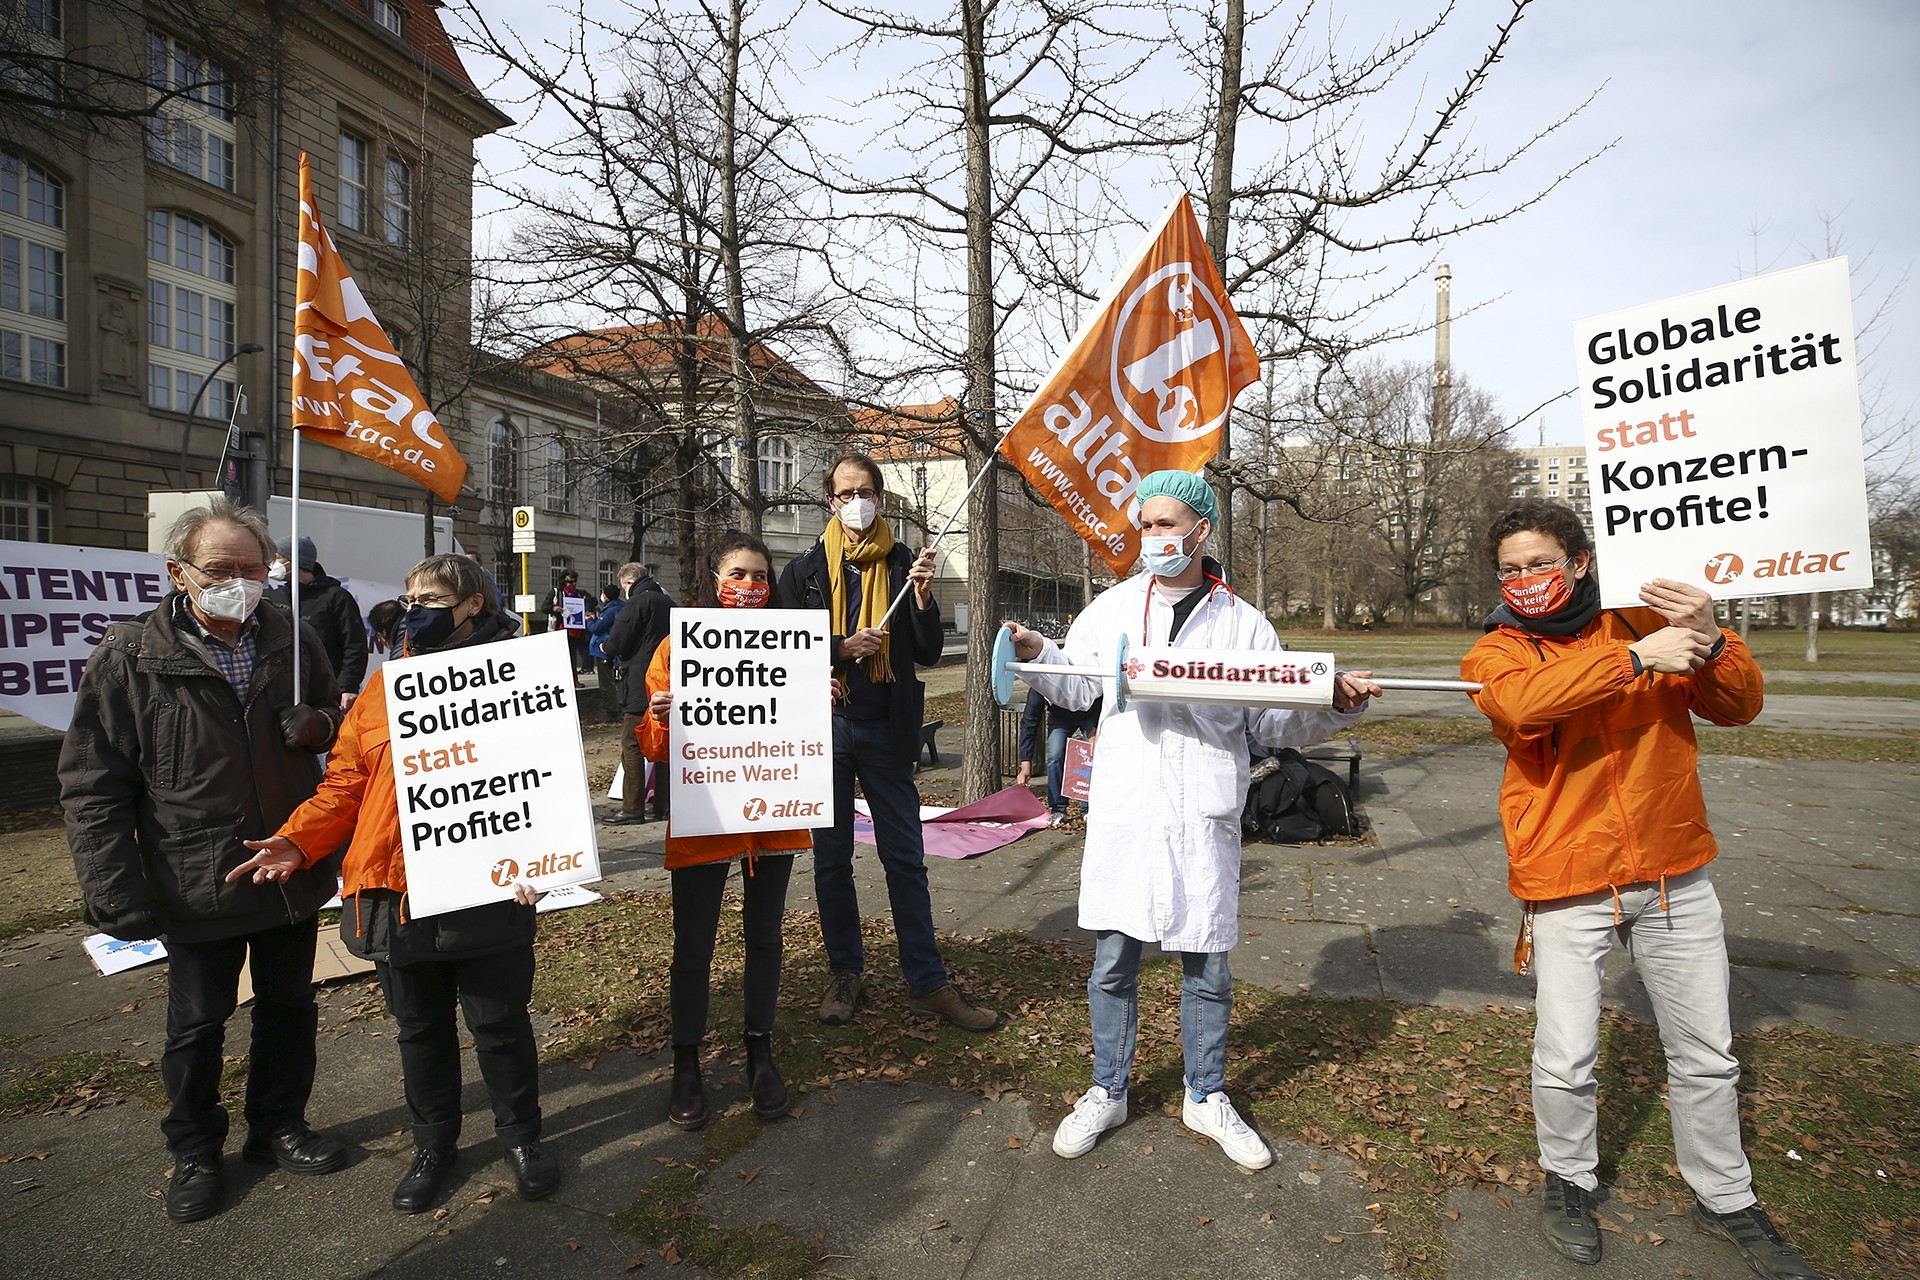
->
xmin=2 ymin=742 xmax=1914 ymax=1278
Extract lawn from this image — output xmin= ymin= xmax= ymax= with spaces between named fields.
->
xmin=509 ymin=891 xmax=1919 ymax=1280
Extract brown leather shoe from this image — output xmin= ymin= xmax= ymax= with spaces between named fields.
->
xmin=744 ymin=1033 xmax=789 ymax=1120
xmin=667 ymin=1043 xmax=707 ymax=1130
xmin=818 ymin=971 xmax=863 ymax=1025
xmin=909 ymin=982 xmax=1001 ymax=1032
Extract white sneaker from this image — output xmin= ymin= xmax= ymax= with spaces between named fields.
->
xmin=1048 ymin=812 xmax=1066 ymax=828
xmin=1051 ymin=1084 xmax=1127 ymax=1158
xmin=1182 ymin=1090 xmax=1272 ymax=1170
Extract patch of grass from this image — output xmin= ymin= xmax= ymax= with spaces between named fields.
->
xmin=0 ymin=1051 xmax=164 ymax=1116
xmin=1355 ymin=715 xmax=1920 ymax=764
xmin=1356 ymin=717 xmax=1500 ymax=755
xmin=0 ymin=905 xmax=84 ymax=942
xmin=1728 ymin=954 xmax=1860 ymax=979
xmin=534 ymin=891 xmax=1918 ymax=1279
xmin=1694 ymin=728 xmax=1920 ymax=764
xmin=1769 ymin=681 xmax=1920 ymax=698
xmin=1851 ymin=862 xmax=1885 ymax=871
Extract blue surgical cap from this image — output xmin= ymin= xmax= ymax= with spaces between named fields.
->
xmin=1135 ymin=469 xmax=1218 ymax=525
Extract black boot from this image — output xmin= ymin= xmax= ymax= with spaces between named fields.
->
xmin=667 ymin=1043 xmax=707 ymax=1131
xmin=744 ymin=1032 xmax=789 ymax=1121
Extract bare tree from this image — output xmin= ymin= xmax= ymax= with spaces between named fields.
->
xmin=815 ymin=0 xmax=1165 ymax=802
xmin=460 ymin=0 xmax=845 ymax=585
xmin=1174 ymin=0 xmax=1603 ymax=566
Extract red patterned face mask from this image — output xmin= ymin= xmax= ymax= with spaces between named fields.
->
xmin=716 ymin=577 xmax=770 ymax=609
xmin=1501 ymin=566 xmax=1573 ymax=617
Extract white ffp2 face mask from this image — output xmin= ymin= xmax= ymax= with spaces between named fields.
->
xmin=192 ymin=575 xmax=265 ymax=623
xmin=837 ymin=497 xmax=877 ymax=532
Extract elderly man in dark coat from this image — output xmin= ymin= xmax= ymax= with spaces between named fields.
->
xmin=59 ymin=497 xmax=349 ymax=1224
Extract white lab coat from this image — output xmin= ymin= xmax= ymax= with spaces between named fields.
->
xmin=1021 ymin=571 xmax=1361 ymax=953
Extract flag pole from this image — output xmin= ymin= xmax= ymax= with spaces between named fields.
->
xmin=290 ymin=426 xmax=304 ymax=705
xmin=876 ymin=423 xmax=1016 ymax=630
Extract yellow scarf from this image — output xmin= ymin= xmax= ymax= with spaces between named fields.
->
xmin=823 ymin=514 xmax=895 ymax=683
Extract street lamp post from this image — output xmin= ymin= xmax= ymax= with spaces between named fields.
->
xmin=174 ymin=342 xmax=266 ymax=489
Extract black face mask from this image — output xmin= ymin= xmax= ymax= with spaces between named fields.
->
xmin=402 ymin=603 xmax=461 ymax=651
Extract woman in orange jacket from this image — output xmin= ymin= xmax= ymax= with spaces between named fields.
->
xmin=1463 ymin=501 xmax=1816 ymax=1280
xmin=637 ymin=530 xmax=828 ymax=1132
xmin=226 ymin=554 xmax=558 ymax=1216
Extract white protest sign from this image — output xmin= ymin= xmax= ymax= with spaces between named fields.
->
xmin=1574 ymin=258 xmax=1872 ymax=607
xmin=562 ymin=595 xmax=586 ymax=629
xmin=386 ymin=629 xmax=599 ymax=918
xmin=84 ymin=933 xmax=168 ymax=975
xmin=668 ymin=607 xmax=833 ymax=838
xmin=0 ymin=540 xmax=168 ymax=731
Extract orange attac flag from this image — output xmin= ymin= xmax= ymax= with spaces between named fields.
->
xmin=291 ymin=151 xmax=467 ymax=504
xmin=999 ymin=195 xmax=1258 ymax=576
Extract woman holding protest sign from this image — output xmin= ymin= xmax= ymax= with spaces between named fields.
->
xmin=225 ymin=554 xmax=560 ymax=1215
xmin=636 ymin=530 xmax=825 ymax=1132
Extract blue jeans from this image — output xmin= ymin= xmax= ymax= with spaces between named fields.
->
xmin=812 ymin=715 xmax=948 ymax=998
xmin=1088 ymin=930 xmax=1231 ymax=1099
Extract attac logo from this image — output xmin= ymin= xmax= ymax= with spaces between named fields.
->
xmin=490 ymin=858 xmax=519 ymax=887
xmin=1112 ymin=263 xmax=1242 ymax=444
xmin=1704 ymin=552 xmax=1744 ymax=584
xmin=741 ymin=796 xmax=824 ymax=822
xmin=1704 ymin=549 xmax=1850 ymax=583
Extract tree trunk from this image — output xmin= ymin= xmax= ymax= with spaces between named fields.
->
xmin=1805 ymin=591 xmax=1821 ymax=663
xmin=959 ymin=0 xmax=1001 ymax=803
xmin=1322 ymin=527 xmax=1336 ymax=630
xmin=1202 ymin=0 xmax=1244 ymax=574
xmin=719 ymin=0 xmax=761 ymax=538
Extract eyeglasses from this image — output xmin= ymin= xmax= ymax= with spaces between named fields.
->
xmin=831 ymin=487 xmax=879 ymax=502
xmin=398 ymin=592 xmax=463 ymax=609
xmin=178 ymin=559 xmax=269 ymax=584
xmin=1494 ymin=556 xmax=1569 ymax=582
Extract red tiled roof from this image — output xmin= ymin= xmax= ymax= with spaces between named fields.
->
xmin=856 ymin=398 xmax=968 ymax=458
xmin=400 ymin=1 xmax=478 ymax=91
xmin=528 ymin=317 xmax=832 ymax=400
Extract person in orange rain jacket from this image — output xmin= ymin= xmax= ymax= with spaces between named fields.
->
xmin=225 ymin=554 xmax=560 ymax=1218
xmin=637 ymin=530 xmax=835 ymax=1133
xmin=1462 ymin=500 xmax=1818 ymax=1280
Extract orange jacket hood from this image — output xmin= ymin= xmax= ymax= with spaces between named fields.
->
xmin=1461 ymin=607 xmax=1763 ymax=903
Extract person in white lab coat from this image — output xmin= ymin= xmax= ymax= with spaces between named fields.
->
xmin=1003 ymin=469 xmax=1381 ymax=1170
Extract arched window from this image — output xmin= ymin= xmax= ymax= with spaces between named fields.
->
xmin=545 ymin=437 xmax=569 ymax=512
xmin=144 ymin=29 xmax=236 ymax=191
xmin=757 ymin=435 xmax=794 ymax=499
xmin=488 ymin=418 xmax=516 ymax=506
xmin=146 ymin=210 xmax=237 ymax=416
xmin=0 ymin=152 xmax=66 ymax=387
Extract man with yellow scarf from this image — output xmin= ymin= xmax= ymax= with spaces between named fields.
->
xmin=778 ymin=453 xmax=1000 ymax=1032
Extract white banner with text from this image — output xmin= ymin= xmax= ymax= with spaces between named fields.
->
xmin=668 ymin=607 xmax=834 ymax=839
xmin=386 ymin=629 xmax=599 ymax=918
xmin=1573 ymin=257 xmax=1873 ymax=607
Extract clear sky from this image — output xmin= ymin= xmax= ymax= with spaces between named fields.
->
xmin=455 ymin=0 xmax=1918 ymax=461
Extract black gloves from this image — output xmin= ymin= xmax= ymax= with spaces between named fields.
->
xmin=279 ymin=704 xmax=335 ymax=750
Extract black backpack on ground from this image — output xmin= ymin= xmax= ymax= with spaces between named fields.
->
xmin=1241 ymin=748 xmax=1359 ymax=844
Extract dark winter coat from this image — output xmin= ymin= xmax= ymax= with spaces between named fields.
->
xmin=778 ymin=540 xmax=943 ymax=757
xmin=605 ymin=575 xmax=674 ymax=715
xmin=59 ymin=596 xmax=345 ymax=944
xmin=268 ymin=570 xmax=368 ymax=693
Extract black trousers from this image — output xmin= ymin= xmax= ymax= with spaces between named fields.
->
xmin=376 ymin=945 xmax=541 ymax=1152
xmin=161 ymin=915 xmax=320 ymax=1159
xmin=670 ymin=856 xmax=793 ymax=1046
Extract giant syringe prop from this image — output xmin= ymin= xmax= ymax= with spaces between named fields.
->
xmin=989 ymin=627 xmax=1481 ymax=712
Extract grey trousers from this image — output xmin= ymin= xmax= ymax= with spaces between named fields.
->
xmin=1529 ymin=867 xmax=1754 ymax=1213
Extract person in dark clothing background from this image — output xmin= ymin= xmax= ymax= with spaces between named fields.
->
xmin=270 ymin=534 xmax=367 ymax=710
xmin=778 ymin=452 xmax=998 ymax=1033
xmin=61 ymin=498 xmax=349 ymax=1224
xmin=1016 ymin=687 xmax=1101 ymax=827
xmin=603 ymin=562 xmax=674 ymax=824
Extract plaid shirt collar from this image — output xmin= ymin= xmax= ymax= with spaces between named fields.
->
xmin=173 ymin=594 xmax=259 ymax=700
